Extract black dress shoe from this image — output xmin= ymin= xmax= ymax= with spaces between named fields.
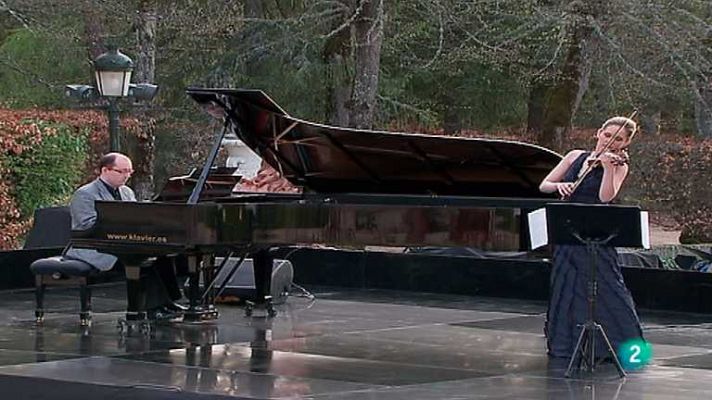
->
xmin=164 ymin=302 xmax=189 ymax=312
xmin=147 ymin=307 xmax=180 ymax=321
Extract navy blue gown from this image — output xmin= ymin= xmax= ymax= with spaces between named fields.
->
xmin=545 ymin=152 xmax=643 ymax=358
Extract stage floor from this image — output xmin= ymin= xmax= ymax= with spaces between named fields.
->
xmin=0 ymin=283 xmax=712 ymax=399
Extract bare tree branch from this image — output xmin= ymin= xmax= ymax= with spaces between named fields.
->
xmin=0 ymin=0 xmax=32 ymax=30
xmin=0 ymin=55 xmax=57 ymax=89
xmin=422 ymin=1 xmax=444 ymax=69
xmin=321 ymin=0 xmax=364 ymax=40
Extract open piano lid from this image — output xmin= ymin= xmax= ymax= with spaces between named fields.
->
xmin=187 ymin=88 xmax=562 ymax=198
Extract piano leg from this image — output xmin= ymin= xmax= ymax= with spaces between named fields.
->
xmin=187 ymin=254 xmax=201 ymax=311
xmin=247 ymin=249 xmax=276 ymax=317
xmin=183 ymin=253 xmax=219 ymax=322
xmin=124 ymin=264 xmax=147 ymax=321
xmin=200 ymin=253 xmax=219 ymax=319
xmin=202 ymin=254 xmax=216 ymax=306
xmin=117 ymin=263 xmax=152 ymax=334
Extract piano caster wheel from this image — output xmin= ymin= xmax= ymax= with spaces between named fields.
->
xmin=263 ymin=295 xmax=277 ymax=318
xmin=117 ymin=319 xmax=129 ymax=334
xmin=35 ymin=310 xmax=44 ymax=325
xmin=80 ymin=312 xmax=91 ymax=327
xmin=243 ymin=300 xmax=277 ymax=317
xmin=139 ymin=322 xmax=152 ymax=335
xmin=117 ymin=318 xmax=151 ymax=336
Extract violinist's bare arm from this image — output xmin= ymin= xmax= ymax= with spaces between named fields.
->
xmin=598 ymin=152 xmax=629 ymax=203
xmin=539 ymin=150 xmax=585 ymax=198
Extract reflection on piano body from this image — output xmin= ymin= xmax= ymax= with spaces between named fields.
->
xmin=72 ymin=88 xmax=562 ymax=320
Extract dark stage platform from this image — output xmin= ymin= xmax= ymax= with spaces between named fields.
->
xmin=0 ymin=283 xmax=712 ymax=399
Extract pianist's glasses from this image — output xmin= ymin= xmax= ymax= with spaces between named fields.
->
xmin=110 ymin=167 xmax=134 ymax=175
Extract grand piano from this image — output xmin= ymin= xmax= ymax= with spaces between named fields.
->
xmin=72 ymin=88 xmax=562 ymax=321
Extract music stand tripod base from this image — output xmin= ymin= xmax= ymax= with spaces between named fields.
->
xmin=564 ymin=238 xmax=626 ymax=378
xmin=564 ymin=320 xmax=626 ymax=377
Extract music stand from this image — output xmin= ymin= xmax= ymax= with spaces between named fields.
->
xmin=543 ymin=203 xmax=648 ymax=378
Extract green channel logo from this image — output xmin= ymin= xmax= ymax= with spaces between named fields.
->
xmin=618 ymin=338 xmax=653 ymax=370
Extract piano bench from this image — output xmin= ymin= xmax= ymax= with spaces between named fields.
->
xmin=29 ymin=256 xmax=97 ymax=326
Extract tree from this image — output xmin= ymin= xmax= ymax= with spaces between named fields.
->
xmin=239 ymin=0 xmax=385 ymax=129
xmin=323 ymin=1 xmax=354 ymax=126
xmin=537 ymin=1 xmax=599 ymax=150
xmin=694 ymin=3 xmax=712 ymax=137
xmin=128 ymin=0 xmax=157 ymax=200
xmin=346 ymin=0 xmax=384 ymax=129
xmin=81 ymin=0 xmax=104 ymax=61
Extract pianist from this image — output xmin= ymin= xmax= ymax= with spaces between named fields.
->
xmin=66 ymin=152 xmax=186 ymax=320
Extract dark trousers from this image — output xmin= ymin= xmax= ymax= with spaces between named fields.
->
xmin=141 ymin=256 xmax=183 ymax=309
xmin=115 ymin=255 xmax=183 ymax=311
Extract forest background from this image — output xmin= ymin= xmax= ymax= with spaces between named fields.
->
xmin=0 ymin=0 xmax=711 ymax=249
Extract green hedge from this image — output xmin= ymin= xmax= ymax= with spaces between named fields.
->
xmin=4 ymin=121 xmax=89 ymax=217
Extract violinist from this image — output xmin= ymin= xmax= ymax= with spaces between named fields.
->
xmin=539 ymin=116 xmax=633 ymax=203
xmin=538 ymin=116 xmax=644 ymax=360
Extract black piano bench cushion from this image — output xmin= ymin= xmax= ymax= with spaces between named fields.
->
xmin=30 ymin=256 xmax=96 ymax=277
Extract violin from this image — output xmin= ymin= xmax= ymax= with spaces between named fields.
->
xmin=584 ymin=149 xmax=630 ymax=168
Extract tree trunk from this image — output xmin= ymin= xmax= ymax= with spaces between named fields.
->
xmin=81 ymin=0 xmax=104 ymax=83
xmin=527 ymin=79 xmax=548 ymax=134
xmin=525 ymin=0 xmax=556 ymax=135
xmin=571 ymin=36 xmax=596 ymax=118
xmin=695 ymin=83 xmax=712 ymax=138
xmin=539 ymin=55 xmax=581 ymax=150
xmin=323 ymin=8 xmax=352 ymax=127
xmin=129 ymin=0 xmax=158 ymax=200
xmin=241 ymin=0 xmax=265 ymax=79
xmin=539 ymin=2 xmax=596 ymax=151
xmin=245 ymin=0 xmax=263 ymax=18
xmin=328 ymin=56 xmax=352 ymax=127
xmin=134 ymin=0 xmax=156 ymax=84
xmin=442 ymin=92 xmax=461 ymax=135
xmin=659 ymin=108 xmax=680 ymax=133
xmin=639 ymin=108 xmax=660 ymax=135
xmin=695 ymin=5 xmax=712 ymax=138
xmin=347 ymin=0 xmax=384 ymax=129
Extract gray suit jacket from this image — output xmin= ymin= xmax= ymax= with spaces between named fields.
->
xmin=65 ymin=178 xmax=136 ymax=271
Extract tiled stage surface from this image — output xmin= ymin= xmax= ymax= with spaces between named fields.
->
xmin=1 ymin=283 xmax=712 ymax=399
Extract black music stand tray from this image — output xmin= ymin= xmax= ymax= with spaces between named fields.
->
xmin=545 ymin=203 xmax=646 ymax=378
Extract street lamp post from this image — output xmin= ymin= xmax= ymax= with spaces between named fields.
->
xmin=65 ymin=46 xmax=158 ymax=152
xmin=92 ymin=46 xmax=134 ymax=152
xmin=106 ymin=98 xmax=121 ymax=151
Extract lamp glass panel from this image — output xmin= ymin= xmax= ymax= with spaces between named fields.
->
xmin=95 ymin=71 xmax=132 ymax=96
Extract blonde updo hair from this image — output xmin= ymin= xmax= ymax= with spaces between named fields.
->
xmin=601 ymin=116 xmax=637 ymax=138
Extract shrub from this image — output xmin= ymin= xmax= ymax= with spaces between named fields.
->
xmin=0 ymin=108 xmax=143 ymax=249
xmin=3 ymin=121 xmax=89 ymax=217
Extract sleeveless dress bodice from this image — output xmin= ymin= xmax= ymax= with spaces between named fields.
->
xmin=562 ymin=151 xmax=604 ymax=204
